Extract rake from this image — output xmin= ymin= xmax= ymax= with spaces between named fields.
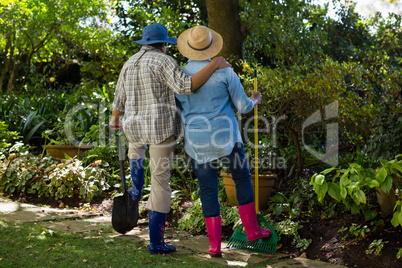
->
xmin=226 ymin=67 xmax=278 ymax=254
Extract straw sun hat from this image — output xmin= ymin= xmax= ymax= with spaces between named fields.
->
xmin=177 ymin=26 xmax=223 ymax=61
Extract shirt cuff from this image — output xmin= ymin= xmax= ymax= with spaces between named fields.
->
xmin=113 ymin=103 xmax=125 ymax=112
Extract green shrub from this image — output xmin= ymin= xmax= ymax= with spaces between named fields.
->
xmin=177 ymin=199 xmax=205 ymax=233
xmin=367 ymin=116 xmax=402 ymax=161
xmin=0 ymin=121 xmax=20 ymax=160
xmin=0 ymin=153 xmax=56 ymax=197
xmin=178 ymin=198 xmax=240 ymax=234
xmin=310 ymin=162 xmax=379 ymax=216
xmin=268 ymin=180 xmax=324 ymax=219
xmin=0 ymin=153 xmax=120 ymax=202
xmin=0 ymin=95 xmax=57 ymax=146
xmin=239 ymin=58 xmax=386 ymax=177
xmin=310 ymin=153 xmax=402 ymax=226
xmin=366 ymin=239 xmax=384 ymax=256
xmin=273 ymin=218 xmax=312 ymax=252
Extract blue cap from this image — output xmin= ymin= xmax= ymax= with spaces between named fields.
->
xmin=135 ymin=24 xmax=177 ymax=45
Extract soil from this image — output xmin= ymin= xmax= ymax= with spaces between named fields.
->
xmin=282 ymin=216 xmax=402 ymax=268
xmin=8 ymin=193 xmax=402 ymax=268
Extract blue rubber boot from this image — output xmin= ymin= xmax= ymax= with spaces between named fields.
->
xmin=128 ymin=159 xmax=144 ymax=201
xmin=148 ymin=210 xmax=176 ymax=254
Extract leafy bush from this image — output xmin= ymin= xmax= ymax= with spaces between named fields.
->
xmin=239 ymin=58 xmax=386 ymax=178
xmin=366 ymin=239 xmax=384 ymax=256
xmin=310 ymin=162 xmax=379 ymax=218
xmin=0 ymin=153 xmax=56 ymax=197
xmin=178 ymin=198 xmax=240 ymax=234
xmin=0 ymin=95 xmax=50 ymax=146
xmin=376 ymin=156 xmax=402 ymax=227
xmin=273 ymin=218 xmax=312 ymax=252
xmin=82 ymin=143 xmax=120 ymax=173
xmin=0 ymin=153 xmax=120 ymax=202
xmin=310 ymin=153 xmax=402 ymax=226
xmin=367 ymin=116 xmax=402 ymax=161
xmin=268 ymin=180 xmax=324 ymax=219
xmin=0 ymin=122 xmax=20 ymax=160
xmin=338 ymin=224 xmax=371 ymax=241
xmin=177 ymin=199 xmax=206 ymax=233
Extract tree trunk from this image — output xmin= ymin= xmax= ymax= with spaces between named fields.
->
xmin=18 ymin=50 xmax=35 ymax=95
xmin=287 ymin=123 xmax=303 ymax=178
xmin=0 ymin=55 xmax=10 ymax=94
xmin=7 ymin=60 xmax=20 ymax=95
xmin=0 ymin=34 xmax=13 ymax=93
xmin=206 ymin=0 xmax=246 ymax=73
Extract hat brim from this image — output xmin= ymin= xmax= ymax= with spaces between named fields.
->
xmin=177 ymin=28 xmax=223 ymax=61
xmin=135 ymin=36 xmax=177 ymax=45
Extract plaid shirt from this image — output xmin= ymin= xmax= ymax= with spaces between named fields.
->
xmin=113 ymin=46 xmax=192 ymax=144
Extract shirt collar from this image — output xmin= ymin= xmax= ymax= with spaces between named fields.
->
xmin=141 ymin=45 xmax=161 ymax=51
xmin=187 ymin=59 xmax=212 ymax=63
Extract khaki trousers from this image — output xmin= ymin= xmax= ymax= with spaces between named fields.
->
xmin=128 ymin=135 xmax=175 ymax=213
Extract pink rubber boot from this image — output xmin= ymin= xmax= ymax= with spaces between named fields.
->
xmin=238 ymin=202 xmax=272 ymax=242
xmin=205 ymin=216 xmax=222 ymax=257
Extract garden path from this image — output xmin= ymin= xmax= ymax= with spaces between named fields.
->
xmin=0 ymin=195 xmax=346 ymax=267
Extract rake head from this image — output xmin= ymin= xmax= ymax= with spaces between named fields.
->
xmin=226 ymin=214 xmax=278 ymax=255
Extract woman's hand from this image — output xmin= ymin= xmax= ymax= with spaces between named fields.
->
xmin=251 ymin=91 xmax=262 ymax=106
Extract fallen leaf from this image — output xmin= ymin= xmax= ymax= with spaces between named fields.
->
xmin=299 ymin=252 xmax=307 ymax=258
xmin=83 ymin=259 xmax=88 ymax=263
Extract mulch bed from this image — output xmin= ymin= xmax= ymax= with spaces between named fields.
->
xmin=278 ymin=215 xmax=402 ymax=268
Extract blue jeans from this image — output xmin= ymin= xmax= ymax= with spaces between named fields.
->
xmin=191 ymin=143 xmax=254 ymax=218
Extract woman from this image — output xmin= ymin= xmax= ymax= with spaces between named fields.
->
xmin=175 ymin=25 xmax=272 ymax=257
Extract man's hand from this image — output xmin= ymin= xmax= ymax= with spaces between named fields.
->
xmin=110 ymin=109 xmax=123 ymax=129
xmin=190 ymin=56 xmax=231 ymax=91
xmin=211 ymin=56 xmax=231 ymax=69
xmin=109 ymin=118 xmax=122 ymax=130
xmin=251 ymin=91 xmax=262 ymax=106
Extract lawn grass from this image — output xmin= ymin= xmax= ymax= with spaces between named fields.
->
xmin=0 ymin=220 xmax=226 ymax=267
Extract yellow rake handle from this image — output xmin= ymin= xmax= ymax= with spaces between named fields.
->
xmin=254 ymin=67 xmax=259 ymax=213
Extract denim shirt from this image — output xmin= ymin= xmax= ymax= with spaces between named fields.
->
xmin=175 ymin=59 xmax=254 ymax=164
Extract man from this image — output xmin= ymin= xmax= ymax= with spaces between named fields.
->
xmin=109 ymin=23 xmax=230 ymax=254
